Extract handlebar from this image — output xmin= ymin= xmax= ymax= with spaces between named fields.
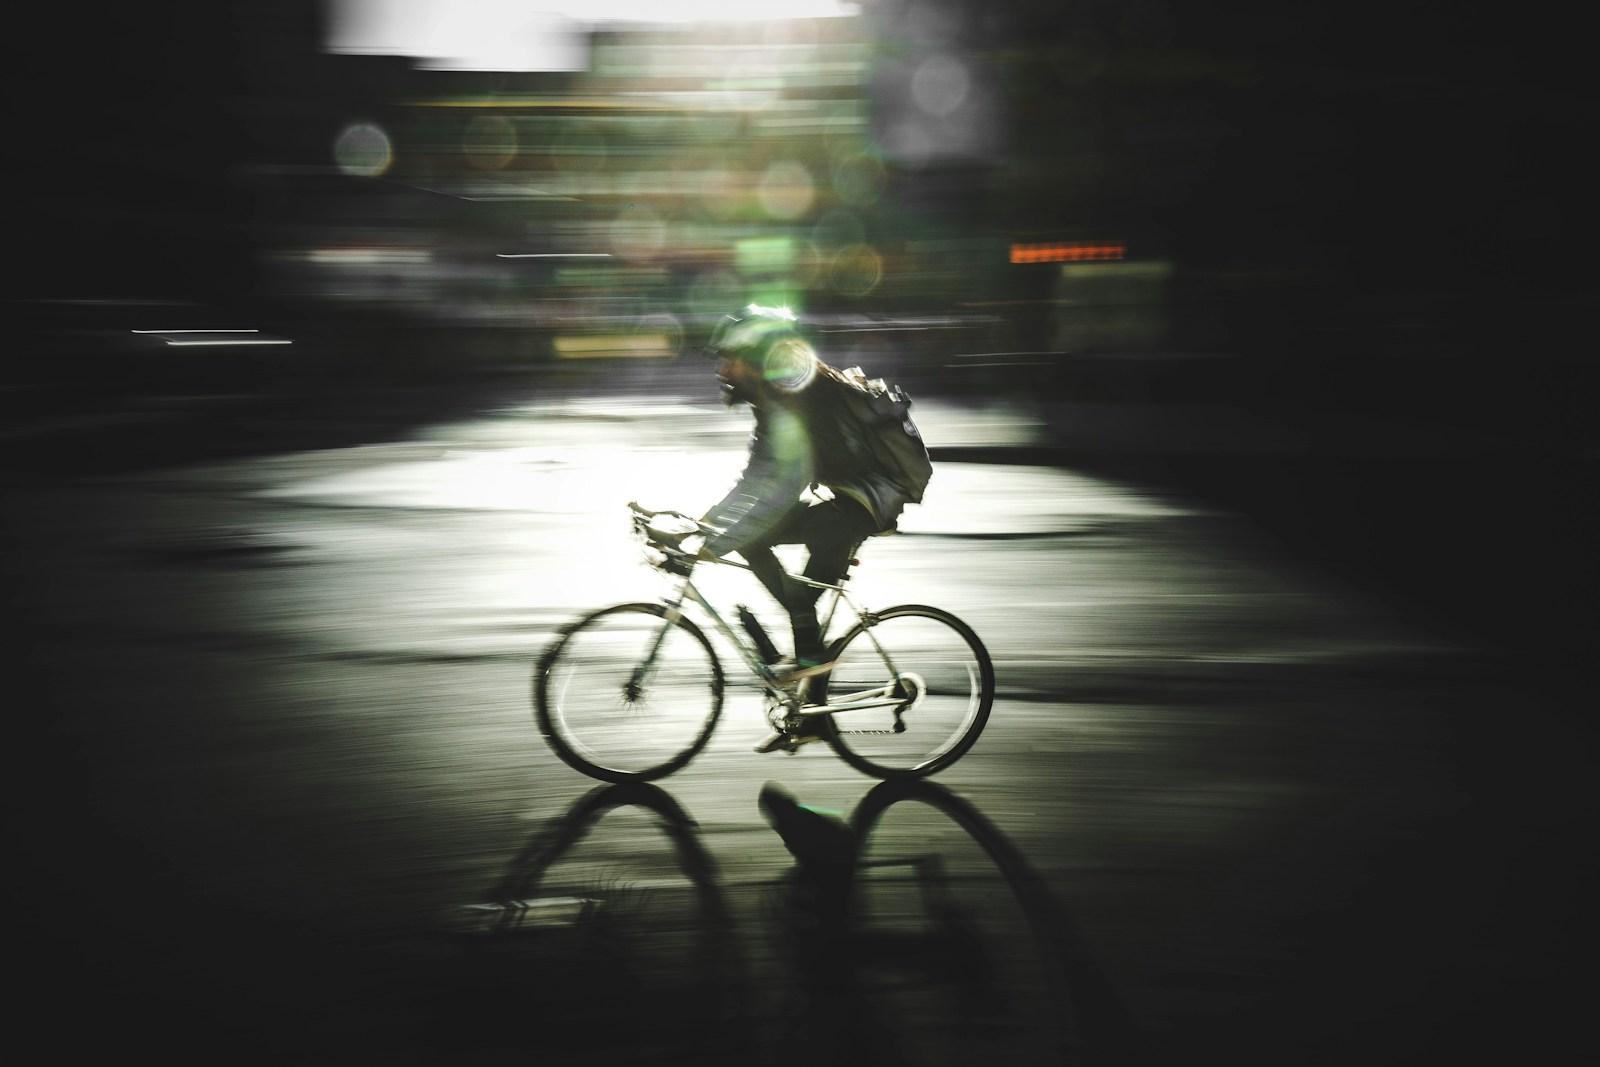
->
xmin=627 ymin=502 xmax=748 ymax=575
xmin=627 ymin=501 xmax=716 ymax=539
xmin=629 ymin=502 xmax=713 ymax=576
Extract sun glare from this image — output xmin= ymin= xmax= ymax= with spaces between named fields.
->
xmin=328 ymin=0 xmax=861 ymax=71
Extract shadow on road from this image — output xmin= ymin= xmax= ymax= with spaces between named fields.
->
xmin=762 ymin=778 xmax=1147 ymax=1067
xmin=434 ymin=781 xmax=754 ymax=1062
xmin=418 ymin=779 xmax=1131 ymax=1065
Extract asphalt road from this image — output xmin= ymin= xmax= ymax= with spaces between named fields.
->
xmin=6 ymin=383 xmax=1586 ymax=1064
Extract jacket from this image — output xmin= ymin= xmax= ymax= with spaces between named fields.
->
xmin=703 ymin=382 xmax=907 ymax=557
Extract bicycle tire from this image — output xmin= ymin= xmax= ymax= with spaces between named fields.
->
xmin=535 ymin=602 xmax=724 ymax=783
xmin=821 ymin=605 xmax=994 ymax=779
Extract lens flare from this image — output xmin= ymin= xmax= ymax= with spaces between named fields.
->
xmin=334 ymin=122 xmax=393 ymax=177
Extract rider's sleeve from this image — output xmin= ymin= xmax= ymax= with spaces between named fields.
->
xmin=703 ymin=405 xmax=814 ymax=557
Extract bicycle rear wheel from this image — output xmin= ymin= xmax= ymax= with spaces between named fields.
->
xmin=822 ymin=605 xmax=994 ymax=779
xmin=535 ymin=603 xmax=724 ymax=783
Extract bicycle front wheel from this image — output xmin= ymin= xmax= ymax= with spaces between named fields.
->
xmin=823 ymin=605 xmax=994 ymax=779
xmin=535 ymin=603 xmax=724 ymax=783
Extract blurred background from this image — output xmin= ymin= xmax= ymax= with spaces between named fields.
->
xmin=8 ymin=0 xmax=1592 ymax=650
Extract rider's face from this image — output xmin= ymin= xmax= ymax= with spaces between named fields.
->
xmin=717 ymin=356 xmax=762 ymax=407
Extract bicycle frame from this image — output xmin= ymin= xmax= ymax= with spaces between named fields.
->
xmin=645 ymin=561 xmax=913 ymax=721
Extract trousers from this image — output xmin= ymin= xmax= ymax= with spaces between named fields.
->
xmin=735 ymin=496 xmax=878 ymax=661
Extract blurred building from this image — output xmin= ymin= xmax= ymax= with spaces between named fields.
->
xmin=247 ymin=8 xmax=1003 ymax=367
xmin=227 ymin=2 xmax=1215 ymax=388
xmin=13 ymin=1 xmax=1588 ymax=440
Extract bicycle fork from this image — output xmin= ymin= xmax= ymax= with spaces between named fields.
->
xmin=625 ymin=596 xmax=689 ymax=698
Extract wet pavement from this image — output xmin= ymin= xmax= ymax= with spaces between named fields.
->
xmin=6 ymin=373 xmax=1588 ymax=1063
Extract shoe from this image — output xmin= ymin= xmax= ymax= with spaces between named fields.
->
xmin=764 ymin=657 xmax=833 ymax=710
xmin=754 ymin=717 xmax=829 ymax=754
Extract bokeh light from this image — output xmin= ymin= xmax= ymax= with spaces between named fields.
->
xmin=463 ymin=115 xmax=518 ymax=171
xmin=333 ymin=122 xmax=393 ymax=177
xmin=829 ymin=243 xmax=882 ymax=296
xmin=911 ymin=54 xmax=970 ymax=117
xmin=830 ymin=153 xmax=885 ymax=207
xmin=757 ymin=160 xmax=817 ymax=220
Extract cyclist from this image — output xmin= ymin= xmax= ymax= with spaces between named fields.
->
xmin=694 ymin=305 xmax=912 ymax=753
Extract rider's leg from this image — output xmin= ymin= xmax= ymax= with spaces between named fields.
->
xmin=736 ymin=505 xmax=827 ymax=663
xmin=791 ymin=498 xmax=875 ymax=656
xmin=776 ymin=498 xmax=876 ymax=704
xmin=740 ymin=496 xmax=874 ymax=670
xmin=739 ymin=543 xmax=801 ymax=633
xmin=743 ymin=543 xmax=826 ymax=666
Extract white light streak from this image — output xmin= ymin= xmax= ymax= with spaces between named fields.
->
xmin=328 ymin=1 xmax=860 ymax=72
xmin=129 ymin=330 xmax=293 ymax=347
xmin=162 ymin=339 xmax=294 ymax=347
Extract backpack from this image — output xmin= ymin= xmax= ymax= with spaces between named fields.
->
xmin=821 ymin=364 xmax=933 ymax=504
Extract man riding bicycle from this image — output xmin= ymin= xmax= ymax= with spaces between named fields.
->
xmin=693 ymin=305 xmax=913 ymax=752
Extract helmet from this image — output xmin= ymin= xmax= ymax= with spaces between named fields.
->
xmin=704 ymin=304 xmax=816 ymax=394
xmin=704 ymin=304 xmax=799 ymax=359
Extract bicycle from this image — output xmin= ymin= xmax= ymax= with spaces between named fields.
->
xmin=533 ymin=502 xmax=995 ymax=782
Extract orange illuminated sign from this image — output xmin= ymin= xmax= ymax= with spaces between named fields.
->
xmin=1009 ymin=242 xmax=1126 ymax=264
